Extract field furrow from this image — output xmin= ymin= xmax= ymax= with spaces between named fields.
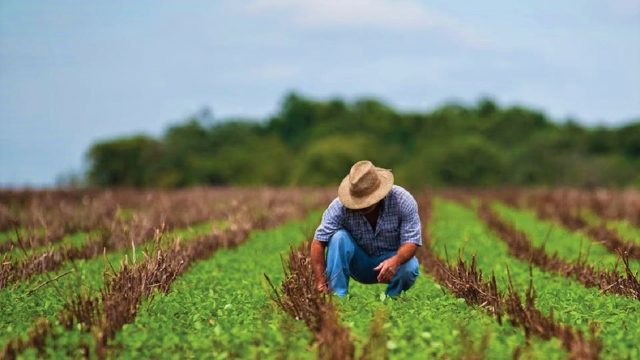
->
xmin=3 ymin=190 xmax=325 ymax=358
xmin=608 ymin=220 xmax=640 ymax=246
xmin=339 ymin=269 xmax=567 ymax=358
xmin=527 ymin=192 xmax=640 ymax=260
xmin=2 ymin=187 xmax=638 ymax=359
xmin=494 ymin=203 xmax=640 ymax=273
xmin=421 ymin=196 xmax=601 ymax=358
xmin=109 ymin=214 xmax=321 ymax=359
xmin=478 ymin=202 xmax=639 ymax=300
xmin=0 ymin=215 xmax=224 ymax=289
xmin=334 ymin=196 xmax=570 ymax=359
xmin=3 ymin=231 xmax=91 ymax=260
xmin=0 ymin=222 xmax=215 ymax=351
xmin=430 ymin=199 xmax=640 ymax=359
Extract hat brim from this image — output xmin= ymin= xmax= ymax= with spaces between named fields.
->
xmin=338 ymin=168 xmax=394 ymax=209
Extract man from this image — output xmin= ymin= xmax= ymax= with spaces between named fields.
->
xmin=311 ymin=160 xmax=421 ymax=297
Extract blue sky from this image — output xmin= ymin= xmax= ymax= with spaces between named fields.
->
xmin=1 ymin=0 xmax=639 ymax=186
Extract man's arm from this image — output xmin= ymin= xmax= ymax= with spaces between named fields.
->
xmin=373 ymin=243 xmax=417 ymax=283
xmin=394 ymin=242 xmax=419 ymax=264
xmin=310 ymin=239 xmax=328 ymax=292
xmin=311 ymin=198 xmax=344 ymax=292
xmin=375 ymin=190 xmax=422 ymax=283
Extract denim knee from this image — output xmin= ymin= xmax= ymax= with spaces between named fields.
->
xmin=329 ymin=230 xmax=354 ymax=248
xmin=397 ymin=257 xmax=419 ymax=282
xmin=331 ymin=229 xmax=350 ymax=241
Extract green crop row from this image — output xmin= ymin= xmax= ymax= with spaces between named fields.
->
xmin=0 ymin=228 xmax=43 ymax=245
xmin=6 ymin=199 xmax=639 ymax=359
xmin=337 ymin=274 xmax=565 ymax=359
xmin=4 ymin=231 xmax=92 ymax=259
xmin=0 ymin=230 xmax=16 ymax=244
xmin=609 ymin=220 xmax=640 ymax=246
xmin=434 ymin=199 xmax=640 ymax=359
xmin=581 ymin=210 xmax=640 ymax=247
xmin=108 ymin=212 xmax=323 ymax=359
xmin=0 ymin=207 xmax=136 ymax=244
xmin=1 ymin=251 xmax=122 ymax=351
xmin=0 ymin=221 xmax=216 ymax=351
xmin=494 ymin=203 xmax=640 ymax=274
xmin=37 ymin=207 xmax=557 ymax=359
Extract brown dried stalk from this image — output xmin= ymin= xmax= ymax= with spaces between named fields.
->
xmin=416 ymin=194 xmax=602 ymax=359
xmin=477 ymin=202 xmax=640 ymax=300
xmin=265 ymin=241 xmax=355 ymax=360
xmin=2 ymin=188 xmax=330 ymax=359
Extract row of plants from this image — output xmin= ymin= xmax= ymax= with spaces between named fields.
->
xmin=565 ymin=189 xmax=639 ymax=226
xmin=274 ymin=193 xmax=593 ymax=359
xmin=111 ymin=192 xmax=638 ymax=359
xmin=430 ymin=199 xmax=640 ymax=358
xmin=268 ymin=239 xmax=368 ymax=360
xmin=481 ymin=202 xmax=640 ymax=300
xmin=337 ymin=263 xmax=566 ymax=358
xmin=0 ymin=221 xmax=214 ymax=351
xmin=450 ymin=187 xmax=640 ymax=259
xmin=0 ymin=188 xmax=246 ymax=253
xmin=115 ymin=192 xmax=604 ymax=359
xmin=448 ymin=188 xmax=640 ymax=270
xmin=3 ymin=189 xmax=329 ymax=359
xmin=425 ymin=196 xmax=603 ymax=358
xmin=0 ymin=189 xmax=272 ymax=288
xmin=478 ymin=188 xmax=640 ymax=227
xmin=3 ymin=188 xmax=638 ymax=358
xmin=493 ymin=203 xmax=640 ymax=275
xmin=112 ymin=213 xmax=322 ymax=359
xmin=2 ymin=231 xmax=93 ymax=261
xmin=528 ymin=190 xmax=640 ymax=260
xmin=610 ymin=220 xmax=640 ymax=245
xmin=0 ymin=190 xmax=118 ymax=247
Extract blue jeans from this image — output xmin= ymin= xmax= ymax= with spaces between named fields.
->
xmin=325 ymin=230 xmax=419 ymax=297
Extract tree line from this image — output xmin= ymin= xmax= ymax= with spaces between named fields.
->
xmin=86 ymin=93 xmax=640 ymax=188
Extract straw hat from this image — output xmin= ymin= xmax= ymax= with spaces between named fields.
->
xmin=338 ymin=160 xmax=394 ymax=209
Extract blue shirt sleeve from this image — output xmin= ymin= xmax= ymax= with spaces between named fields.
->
xmin=398 ymin=192 xmax=422 ymax=246
xmin=314 ymin=198 xmax=344 ymax=242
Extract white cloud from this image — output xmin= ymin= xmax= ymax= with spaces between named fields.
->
xmin=244 ymin=0 xmax=491 ymax=48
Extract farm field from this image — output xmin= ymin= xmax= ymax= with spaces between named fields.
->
xmin=1 ymin=187 xmax=639 ymax=359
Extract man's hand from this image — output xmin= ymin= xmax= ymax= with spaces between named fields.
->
xmin=374 ymin=257 xmax=399 ymax=283
xmin=374 ymin=243 xmax=418 ymax=283
xmin=315 ymin=279 xmax=329 ymax=293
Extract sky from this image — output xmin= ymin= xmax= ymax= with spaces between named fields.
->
xmin=1 ymin=0 xmax=639 ymax=186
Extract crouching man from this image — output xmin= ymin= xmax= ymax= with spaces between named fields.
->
xmin=311 ymin=160 xmax=422 ymax=297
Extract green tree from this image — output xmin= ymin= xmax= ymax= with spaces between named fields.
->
xmin=291 ymin=135 xmax=376 ymax=185
xmin=87 ymin=135 xmax=162 ymax=186
xmin=85 ymin=92 xmax=640 ymax=188
xmin=432 ymin=136 xmax=506 ymax=186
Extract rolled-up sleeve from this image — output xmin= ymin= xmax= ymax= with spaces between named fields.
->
xmin=399 ymin=195 xmax=422 ymax=246
xmin=314 ymin=198 xmax=344 ymax=242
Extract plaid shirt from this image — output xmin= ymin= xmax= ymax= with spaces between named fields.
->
xmin=314 ymin=185 xmax=422 ymax=256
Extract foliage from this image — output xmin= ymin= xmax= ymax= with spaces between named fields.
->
xmin=609 ymin=220 xmax=640 ymax=246
xmin=86 ymin=93 xmax=640 ymax=187
xmin=494 ymin=204 xmax=640 ymax=273
xmin=431 ymin=200 xmax=640 ymax=359
xmin=111 ymin=213 xmax=321 ymax=358
xmin=0 ymin=253 xmax=120 ymax=350
xmin=337 ymin=271 xmax=565 ymax=359
xmin=0 ymin=222 xmax=216 ymax=351
xmin=4 ymin=189 xmax=640 ymax=358
xmin=88 ymin=135 xmax=162 ymax=187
